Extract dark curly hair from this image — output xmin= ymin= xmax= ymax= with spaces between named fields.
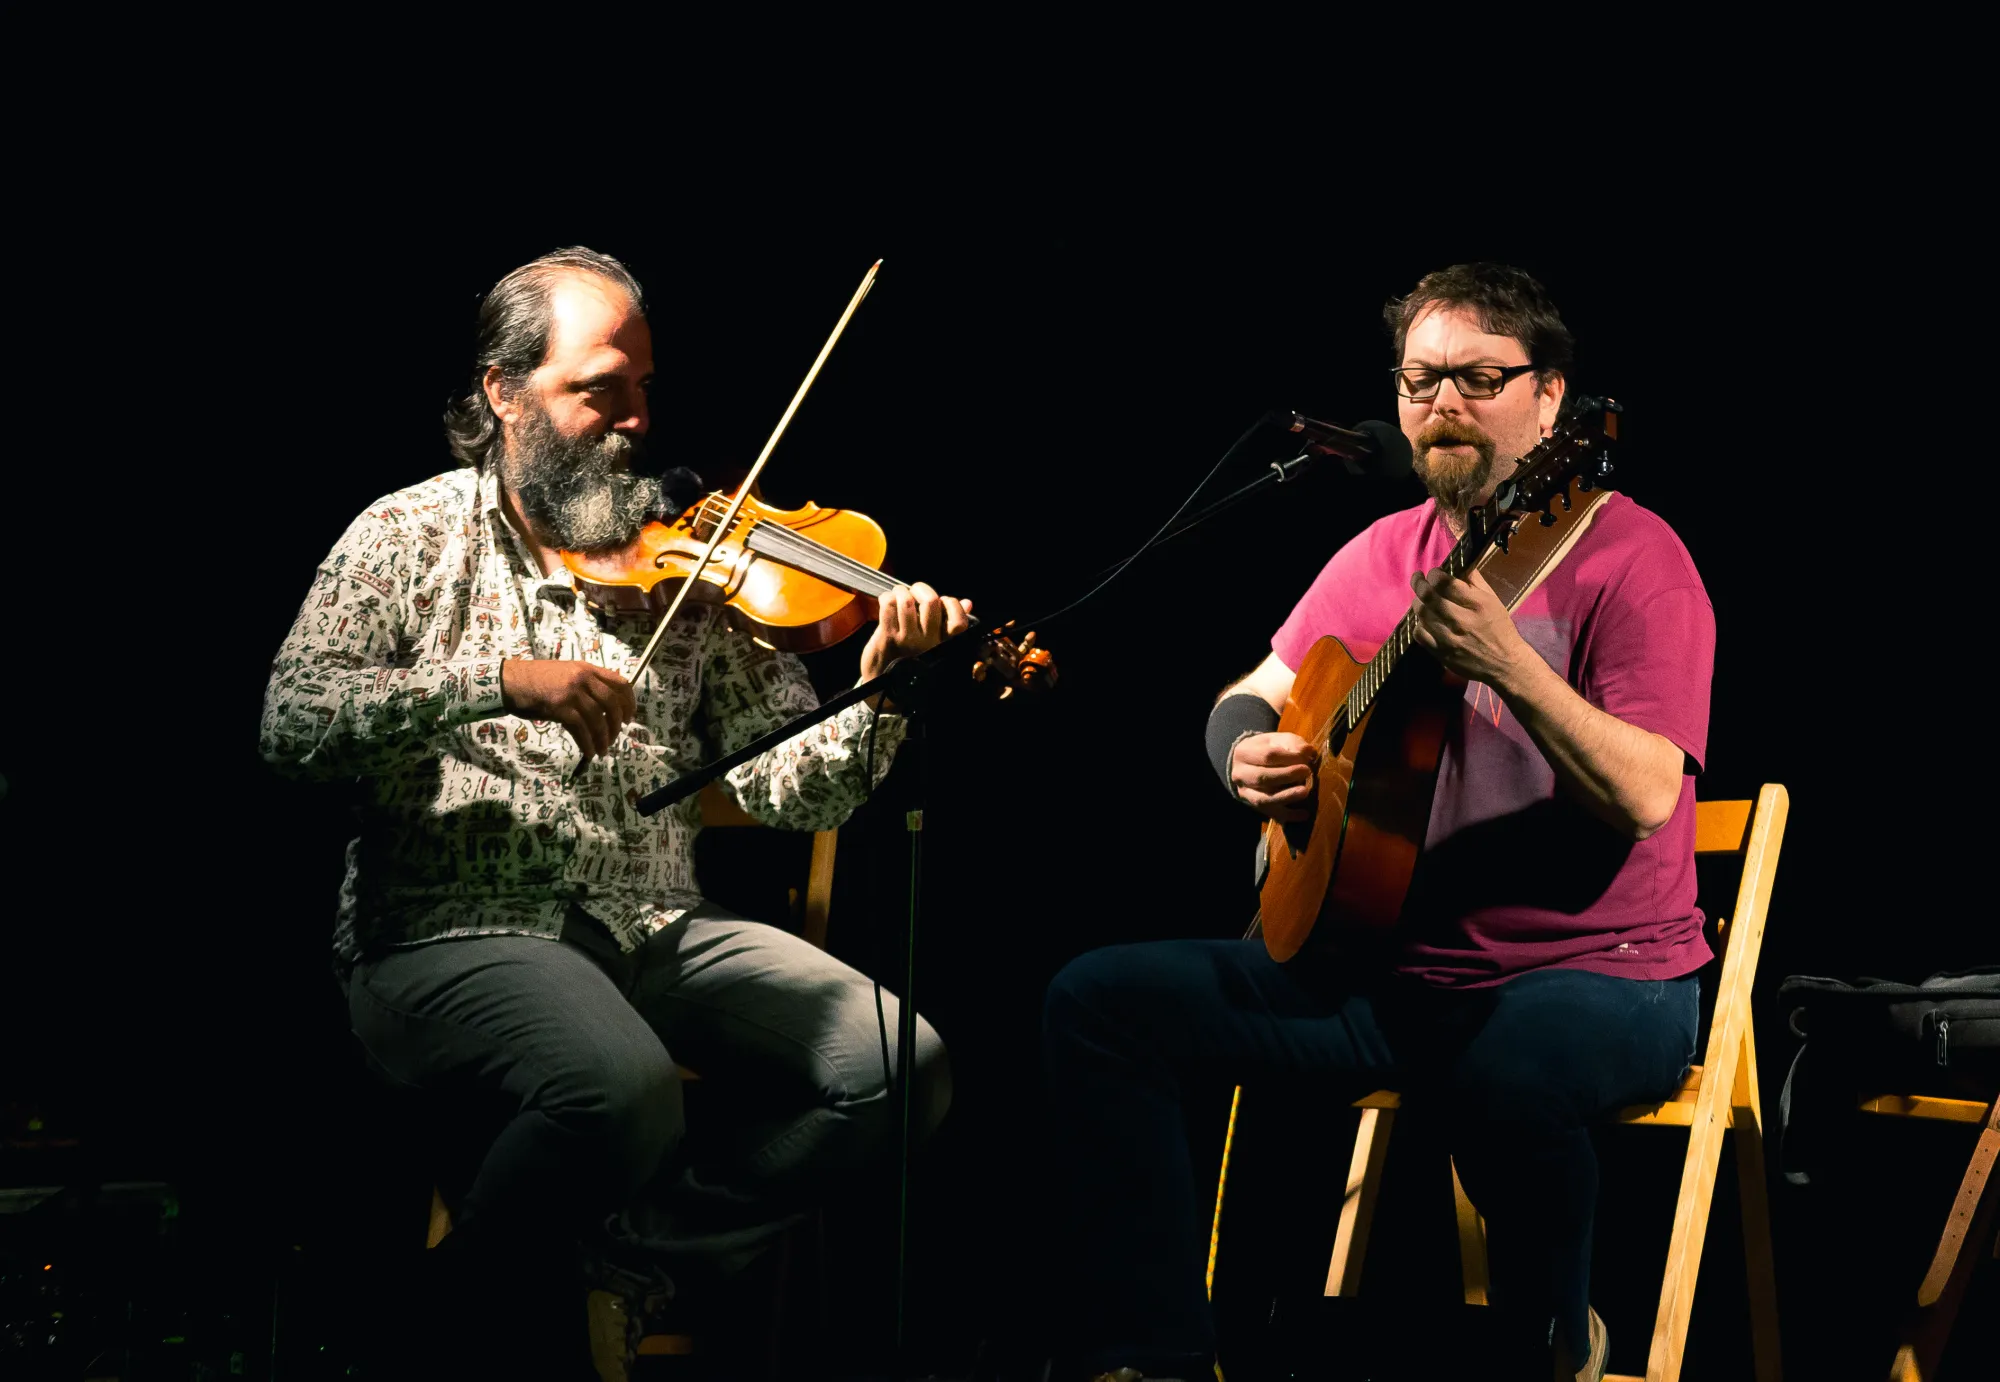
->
xmin=443 ymin=246 xmax=647 ymax=468
xmin=1383 ymin=262 xmax=1574 ymax=388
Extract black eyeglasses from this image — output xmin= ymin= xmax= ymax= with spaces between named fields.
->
xmin=1391 ymin=363 xmax=1540 ymax=401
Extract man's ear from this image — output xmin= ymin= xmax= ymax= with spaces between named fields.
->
xmin=483 ymin=365 xmax=521 ymax=426
xmin=1538 ymin=372 xmax=1566 ymax=437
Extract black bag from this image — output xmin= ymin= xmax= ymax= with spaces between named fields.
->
xmin=1776 ymin=966 xmax=2000 ymax=1185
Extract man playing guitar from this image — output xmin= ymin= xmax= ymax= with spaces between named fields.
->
xmin=1044 ymin=263 xmax=1716 ymax=1382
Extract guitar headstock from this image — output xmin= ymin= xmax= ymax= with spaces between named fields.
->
xmin=969 ymin=622 xmax=1058 ymax=700
xmin=1467 ymin=396 xmax=1623 ymax=548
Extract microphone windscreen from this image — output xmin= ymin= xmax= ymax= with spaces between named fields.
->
xmin=647 ymin=466 xmax=709 ymax=522
xmin=1355 ymin=420 xmax=1413 ymax=479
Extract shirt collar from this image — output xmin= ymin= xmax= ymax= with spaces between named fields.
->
xmin=478 ymin=465 xmax=577 ymax=601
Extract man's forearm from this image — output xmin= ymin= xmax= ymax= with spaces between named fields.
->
xmin=1490 ymin=652 xmax=1685 ymax=840
xmin=260 ymin=651 xmax=505 ymax=780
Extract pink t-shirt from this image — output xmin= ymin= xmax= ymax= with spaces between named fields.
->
xmin=1272 ymin=493 xmax=1716 ymax=988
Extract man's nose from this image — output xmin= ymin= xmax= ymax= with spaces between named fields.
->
xmin=1424 ymin=375 xmax=1469 ymax=418
xmin=615 ymin=393 xmax=648 ymax=434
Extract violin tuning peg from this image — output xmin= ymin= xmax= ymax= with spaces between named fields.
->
xmin=1021 ymin=630 xmax=1037 ymax=648
xmin=970 ymin=660 xmax=988 ymax=683
xmin=999 ymin=686 xmax=1015 ymax=701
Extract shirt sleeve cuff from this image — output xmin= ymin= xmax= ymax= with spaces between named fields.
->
xmin=447 ymin=657 xmax=508 ymax=724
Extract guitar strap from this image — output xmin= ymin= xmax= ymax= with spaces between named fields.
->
xmin=1475 ymin=481 xmax=1616 ymax=613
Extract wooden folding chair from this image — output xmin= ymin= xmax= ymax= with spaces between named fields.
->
xmin=1879 ymin=1084 xmax=1998 ymax=1379
xmin=1208 ymin=784 xmax=1789 ymax=1382
xmin=424 ymin=783 xmax=839 ymax=1369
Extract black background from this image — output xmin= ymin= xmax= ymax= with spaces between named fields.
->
xmin=3 ymin=146 xmax=1991 ymax=1379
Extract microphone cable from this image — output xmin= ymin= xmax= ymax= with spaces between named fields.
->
xmin=1018 ymin=414 xmax=1275 ymax=630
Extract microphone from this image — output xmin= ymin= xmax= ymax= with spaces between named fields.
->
xmin=1272 ymin=413 xmax=1413 ymax=479
xmin=643 ymin=465 xmax=710 ymax=523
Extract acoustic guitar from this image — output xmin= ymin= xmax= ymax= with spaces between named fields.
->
xmin=1254 ymin=398 xmax=1625 ymax=962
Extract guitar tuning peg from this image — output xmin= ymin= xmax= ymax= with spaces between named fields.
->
xmin=1021 ymin=631 xmax=1037 ymax=649
xmin=970 ymin=660 xmax=988 ymax=682
xmin=999 ymin=686 xmax=1015 ymax=701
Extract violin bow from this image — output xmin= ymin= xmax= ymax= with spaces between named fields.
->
xmin=625 ymin=259 xmax=883 ymax=684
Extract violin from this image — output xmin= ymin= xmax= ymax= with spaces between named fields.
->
xmin=566 ymin=259 xmax=1054 ymax=701
xmin=560 ymin=489 xmax=1057 ymax=695
xmin=562 ymin=490 xmax=886 ymax=652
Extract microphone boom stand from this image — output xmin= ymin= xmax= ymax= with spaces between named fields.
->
xmin=638 ymin=632 xmax=956 ymax=1372
xmin=630 ymin=437 xmax=1350 ymax=1376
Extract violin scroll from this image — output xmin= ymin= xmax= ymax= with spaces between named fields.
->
xmin=969 ymin=623 xmax=1058 ymax=701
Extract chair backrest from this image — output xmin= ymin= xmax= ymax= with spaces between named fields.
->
xmin=699 ymin=782 xmax=764 ymax=829
xmin=696 ymin=783 xmax=838 ymax=951
xmin=1693 ymin=798 xmax=1755 ymax=855
xmin=1689 ymin=785 xmax=1790 ymax=1085
xmin=1692 ymin=785 xmax=1788 ymax=957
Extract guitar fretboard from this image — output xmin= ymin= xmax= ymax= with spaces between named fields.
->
xmin=1338 ymin=521 xmax=1486 ymax=736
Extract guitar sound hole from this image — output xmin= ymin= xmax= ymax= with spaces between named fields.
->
xmin=1326 ymin=716 xmax=1350 ymax=760
xmin=1282 ymin=814 xmax=1316 ymax=857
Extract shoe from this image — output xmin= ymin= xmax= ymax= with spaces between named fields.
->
xmin=584 ymin=1259 xmax=675 ymax=1382
xmin=1561 ymin=1307 xmax=1608 ymax=1382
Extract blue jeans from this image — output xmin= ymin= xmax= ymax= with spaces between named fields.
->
xmin=1042 ymin=940 xmax=1698 ymax=1372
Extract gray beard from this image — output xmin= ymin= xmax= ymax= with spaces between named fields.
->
xmin=502 ymin=406 xmax=661 ymax=552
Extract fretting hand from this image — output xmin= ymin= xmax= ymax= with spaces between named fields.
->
xmin=1229 ymin=731 xmax=1319 ymax=822
xmin=857 ymin=582 xmax=973 ymax=682
xmin=501 ymin=659 xmax=637 ymax=761
xmin=1408 ymin=567 xmax=1530 ymax=687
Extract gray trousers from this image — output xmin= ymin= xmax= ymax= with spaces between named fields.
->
xmin=346 ymin=902 xmax=950 ymax=1273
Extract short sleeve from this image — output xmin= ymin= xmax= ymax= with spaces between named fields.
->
xmin=1579 ymin=584 xmax=1715 ymax=772
xmin=1271 ymin=513 xmax=1421 ymax=670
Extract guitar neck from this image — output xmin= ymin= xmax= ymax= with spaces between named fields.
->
xmin=1342 ymin=523 xmax=1489 ymax=731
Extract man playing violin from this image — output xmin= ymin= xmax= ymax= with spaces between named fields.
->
xmin=1044 ymin=264 xmax=1715 ymax=1382
xmin=259 ymin=246 xmax=965 ymax=1376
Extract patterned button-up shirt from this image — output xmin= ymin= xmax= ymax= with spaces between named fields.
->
xmin=259 ymin=465 xmax=903 ymax=963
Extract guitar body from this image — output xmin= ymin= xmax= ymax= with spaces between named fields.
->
xmin=1250 ymin=399 xmax=1626 ymax=963
xmin=1257 ymin=636 xmax=1455 ymax=961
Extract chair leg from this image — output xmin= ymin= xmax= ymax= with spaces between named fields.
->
xmin=1888 ymin=1100 xmax=2000 ymax=1381
xmin=426 ymin=1185 xmax=453 ymax=1250
xmin=1325 ymin=1106 xmax=1395 ymax=1296
xmin=1450 ymin=1156 xmax=1490 ymax=1306
xmin=1644 ymin=1017 xmax=1746 ymax=1381
xmin=1208 ymin=1086 xmax=1242 ymax=1302
xmin=1731 ymin=1025 xmax=1783 ymax=1382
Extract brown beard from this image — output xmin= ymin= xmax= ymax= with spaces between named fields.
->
xmin=1410 ymin=417 xmax=1497 ymax=521
xmin=501 ymin=401 xmax=660 ymax=553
